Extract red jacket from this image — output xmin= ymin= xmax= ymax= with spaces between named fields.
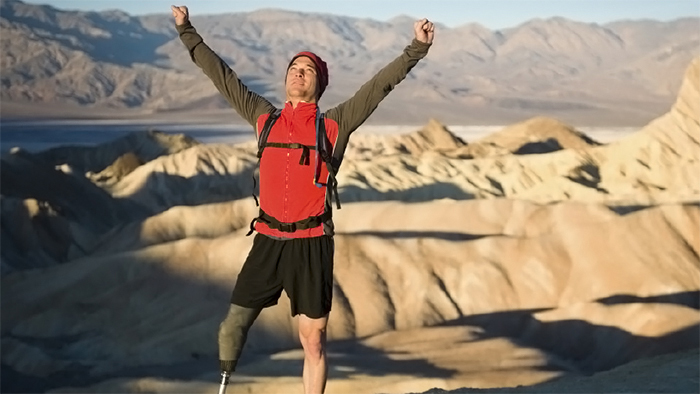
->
xmin=177 ymin=21 xmax=431 ymax=238
xmin=255 ymin=101 xmax=338 ymax=238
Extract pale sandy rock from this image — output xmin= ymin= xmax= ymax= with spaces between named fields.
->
xmin=108 ymin=143 xmax=258 ymax=212
xmin=593 ymin=57 xmax=700 ymax=197
xmin=390 ymin=119 xmax=467 ymax=154
xmin=344 ymin=119 xmax=466 ymax=161
xmin=83 ymin=199 xmax=258 ymax=257
xmin=87 ymin=151 xmax=144 ymax=187
xmin=339 ymin=59 xmax=700 ymax=205
xmin=448 ymin=116 xmax=599 ymax=159
xmin=476 ymin=116 xmax=600 ymax=151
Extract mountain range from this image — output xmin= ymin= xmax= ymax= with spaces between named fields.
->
xmin=1 ymin=0 xmax=698 ymax=125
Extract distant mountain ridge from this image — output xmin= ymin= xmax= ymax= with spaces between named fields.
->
xmin=1 ymin=0 xmax=698 ymax=125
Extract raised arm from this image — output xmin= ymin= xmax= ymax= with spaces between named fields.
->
xmin=326 ymin=19 xmax=434 ymax=136
xmin=172 ymin=6 xmax=275 ymax=127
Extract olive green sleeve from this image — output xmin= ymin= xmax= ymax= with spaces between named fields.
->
xmin=176 ymin=21 xmax=275 ymax=127
xmin=325 ymin=39 xmax=431 ymax=138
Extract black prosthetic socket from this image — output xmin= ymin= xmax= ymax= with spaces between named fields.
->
xmin=218 ymin=303 xmax=262 ymax=373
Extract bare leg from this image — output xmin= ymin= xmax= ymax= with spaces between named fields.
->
xmin=298 ymin=314 xmax=329 ymax=394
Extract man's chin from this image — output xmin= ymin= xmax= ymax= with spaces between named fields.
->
xmin=287 ymin=88 xmax=310 ymax=97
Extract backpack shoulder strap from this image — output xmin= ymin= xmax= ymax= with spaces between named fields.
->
xmin=257 ymin=109 xmax=282 ymax=159
xmin=313 ymin=111 xmax=328 ymax=184
xmin=317 ymin=113 xmax=331 ymax=158
xmin=314 ymin=112 xmax=342 ymax=209
xmin=252 ymin=109 xmax=281 ymax=208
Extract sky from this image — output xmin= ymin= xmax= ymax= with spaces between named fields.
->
xmin=18 ymin=0 xmax=700 ymax=29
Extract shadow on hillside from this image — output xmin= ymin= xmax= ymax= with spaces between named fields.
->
xmin=0 ymin=150 xmax=153 ymax=271
xmin=29 ymin=128 xmax=245 ymax=174
xmin=0 ymin=151 xmax=153 ymax=271
xmin=232 ymin=338 xmax=457 ymax=382
xmin=337 ymin=230 xmax=491 ymax=241
xmin=117 ymin=171 xmax=479 ymax=216
xmin=121 ymin=167 xmax=258 ymax=215
xmin=596 ymin=291 xmax=700 ymax=310
xmin=514 ymin=138 xmax=563 ymax=155
xmin=0 ymin=151 xmax=148 ymax=227
xmin=440 ymin=295 xmax=700 ymax=375
xmin=607 ymin=201 xmax=700 ymax=216
xmin=339 ymin=183 xmax=476 ymax=203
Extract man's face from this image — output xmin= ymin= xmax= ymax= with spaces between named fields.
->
xmin=285 ymin=56 xmax=319 ymax=102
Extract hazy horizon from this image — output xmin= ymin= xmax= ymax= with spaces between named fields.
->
xmin=17 ymin=0 xmax=700 ymax=29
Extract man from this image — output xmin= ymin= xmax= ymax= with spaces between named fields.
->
xmin=171 ymin=5 xmax=434 ymax=394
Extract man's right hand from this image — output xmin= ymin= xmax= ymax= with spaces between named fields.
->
xmin=171 ymin=5 xmax=189 ymax=25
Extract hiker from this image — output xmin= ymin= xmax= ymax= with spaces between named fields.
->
xmin=171 ymin=5 xmax=434 ymax=393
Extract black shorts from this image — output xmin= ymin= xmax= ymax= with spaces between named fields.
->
xmin=231 ymin=234 xmax=334 ymax=318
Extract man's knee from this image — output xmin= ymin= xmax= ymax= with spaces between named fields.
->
xmin=299 ymin=327 xmax=326 ymax=358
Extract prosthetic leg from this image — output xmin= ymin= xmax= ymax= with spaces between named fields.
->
xmin=217 ymin=303 xmax=262 ymax=394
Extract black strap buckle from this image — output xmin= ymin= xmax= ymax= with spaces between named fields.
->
xmin=246 ymin=217 xmax=258 ymax=236
xmin=278 ymin=222 xmax=297 ymax=233
xmin=299 ymin=146 xmax=310 ymax=165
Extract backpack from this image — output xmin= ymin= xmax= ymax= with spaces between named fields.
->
xmin=247 ymin=108 xmax=341 ymax=235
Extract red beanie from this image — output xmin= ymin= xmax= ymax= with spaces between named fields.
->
xmin=287 ymin=51 xmax=329 ymax=99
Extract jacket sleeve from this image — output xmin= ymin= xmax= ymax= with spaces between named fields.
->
xmin=326 ymin=39 xmax=431 ymax=138
xmin=176 ymin=21 xmax=275 ymax=128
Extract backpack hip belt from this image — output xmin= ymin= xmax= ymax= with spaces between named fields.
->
xmin=247 ymin=209 xmax=332 ymax=236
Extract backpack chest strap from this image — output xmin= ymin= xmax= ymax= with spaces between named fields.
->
xmin=261 ymin=142 xmax=316 ymax=165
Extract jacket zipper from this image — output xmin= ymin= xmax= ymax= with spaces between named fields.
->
xmin=284 ymin=115 xmax=292 ymax=223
